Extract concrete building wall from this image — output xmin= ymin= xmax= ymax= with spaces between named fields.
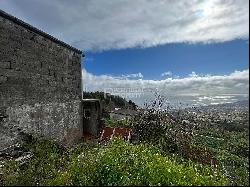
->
xmin=0 ymin=10 xmax=83 ymax=148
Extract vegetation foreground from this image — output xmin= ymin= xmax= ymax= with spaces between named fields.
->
xmin=0 ymin=94 xmax=248 ymax=186
xmin=1 ymin=138 xmax=228 ymax=186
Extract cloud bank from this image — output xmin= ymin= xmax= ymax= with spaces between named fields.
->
xmin=82 ymin=69 xmax=249 ymax=107
xmin=161 ymin=71 xmax=173 ymax=77
xmin=0 ymin=0 xmax=249 ymax=51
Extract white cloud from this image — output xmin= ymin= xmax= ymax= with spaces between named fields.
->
xmin=122 ymin=72 xmax=143 ymax=79
xmin=188 ymin=71 xmax=198 ymax=77
xmin=82 ymin=69 xmax=249 ymax=106
xmin=161 ymin=71 xmax=172 ymax=77
xmin=0 ymin=0 xmax=248 ymax=51
xmin=196 ymin=95 xmax=238 ymax=104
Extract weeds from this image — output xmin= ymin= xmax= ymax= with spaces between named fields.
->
xmin=1 ymin=92 xmax=248 ymax=186
xmin=1 ymin=138 xmax=228 ymax=186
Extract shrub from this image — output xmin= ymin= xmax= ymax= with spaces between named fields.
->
xmin=1 ymin=137 xmax=67 ymax=186
xmin=1 ymin=138 xmax=228 ymax=186
xmin=50 ymin=138 xmax=228 ymax=186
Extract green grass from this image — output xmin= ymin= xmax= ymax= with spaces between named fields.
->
xmin=1 ymin=137 xmax=228 ymax=186
xmin=103 ymin=117 xmax=130 ymax=128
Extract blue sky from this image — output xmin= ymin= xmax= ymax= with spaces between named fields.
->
xmin=0 ymin=0 xmax=249 ymax=106
xmin=84 ymin=39 xmax=249 ymax=80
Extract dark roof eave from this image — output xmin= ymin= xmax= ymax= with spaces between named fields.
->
xmin=0 ymin=9 xmax=83 ymax=55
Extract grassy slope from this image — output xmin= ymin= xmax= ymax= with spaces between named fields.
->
xmin=1 ymin=138 xmax=228 ymax=186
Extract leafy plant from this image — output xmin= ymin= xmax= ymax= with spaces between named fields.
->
xmin=1 ymin=137 xmax=229 ymax=186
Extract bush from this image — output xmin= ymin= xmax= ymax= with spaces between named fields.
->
xmin=1 ymin=137 xmax=68 ymax=186
xmin=50 ymin=138 xmax=228 ymax=186
xmin=1 ymin=138 xmax=228 ymax=186
xmin=128 ymin=93 xmax=249 ymax=186
xmin=103 ymin=117 xmax=130 ymax=128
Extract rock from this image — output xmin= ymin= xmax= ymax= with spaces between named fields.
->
xmin=15 ymin=152 xmax=33 ymax=165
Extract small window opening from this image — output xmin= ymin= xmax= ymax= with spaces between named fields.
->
xmin=84 ymin=109 xmax=91 ymax=119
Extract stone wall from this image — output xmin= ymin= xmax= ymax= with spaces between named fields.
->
xmin=0 ymin=10 xmax=83 ymax=148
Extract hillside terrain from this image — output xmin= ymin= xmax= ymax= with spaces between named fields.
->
xmin=82 ymin=91 xmax=137 ymax=111
xmin=0 ymin=95 xmax=248 ymax=186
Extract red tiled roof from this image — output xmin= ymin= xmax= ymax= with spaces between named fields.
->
xmin=100 ymin=127 xmax=132 ymax=141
